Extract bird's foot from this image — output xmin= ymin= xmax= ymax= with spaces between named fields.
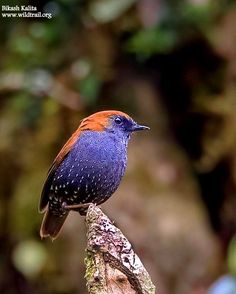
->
xmin=62 ymin=202 xmax=93 ymax=210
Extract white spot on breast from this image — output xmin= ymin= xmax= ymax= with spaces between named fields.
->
xmin=83 ymin=193 xmax=91 ymax=202
xmin=76 ymin=173 xmax=79 ymax=177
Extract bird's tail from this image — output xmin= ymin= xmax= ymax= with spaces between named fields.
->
xmin=40 ymin=210 xmax=68 ymax=240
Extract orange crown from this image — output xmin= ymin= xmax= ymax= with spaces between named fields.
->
xmin=80 ymin=110 xmax=130 ymax=132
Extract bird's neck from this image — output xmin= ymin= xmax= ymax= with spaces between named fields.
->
xmin=74 ymin=130 xmax=128 ymax=161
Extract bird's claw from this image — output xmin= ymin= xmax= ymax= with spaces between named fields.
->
xmin=62 ymin=202 xmax=93 ymax=210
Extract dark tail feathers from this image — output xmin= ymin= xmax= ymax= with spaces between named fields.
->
xmin=40 ymin=210 xmax=68 ymax=240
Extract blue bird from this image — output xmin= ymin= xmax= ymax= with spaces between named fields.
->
xmin=39 ymin=110 xmax=149 ymax=239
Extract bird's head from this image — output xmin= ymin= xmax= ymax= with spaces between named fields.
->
xmin=50 ymin=110 xmax=149 ymax=172
xmin=80 ymin=110 xmax=149 ymax=137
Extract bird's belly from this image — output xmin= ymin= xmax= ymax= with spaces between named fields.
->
xmin=51 ymin=157 xmax=126 ymax=209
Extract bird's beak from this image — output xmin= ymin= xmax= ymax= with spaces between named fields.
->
xmin=131 ymin=123 xmax=150 ymax=132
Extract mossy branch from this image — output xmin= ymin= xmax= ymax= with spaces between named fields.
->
xmin=84 ymin=204 xmax=156 ymax=294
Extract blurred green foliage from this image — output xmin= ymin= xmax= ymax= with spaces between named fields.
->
xmin=228 ymin=236 xmax=236 ymax=276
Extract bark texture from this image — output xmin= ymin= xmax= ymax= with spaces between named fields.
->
xmin=85 ymin=204 xmax=156 ymax=294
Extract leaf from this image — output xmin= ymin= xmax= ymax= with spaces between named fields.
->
xmin=89 ymin=0 xmax=137 ymax=23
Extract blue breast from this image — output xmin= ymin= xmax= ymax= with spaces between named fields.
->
xmin=50 ymin=130 xmax=128 ymax=214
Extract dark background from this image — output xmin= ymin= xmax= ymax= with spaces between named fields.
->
xmin=1 ymin=0 xmax=236 ymax=293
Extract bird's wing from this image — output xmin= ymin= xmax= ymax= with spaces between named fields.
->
xmin=39 ymin=129 xmax=82 ymax=213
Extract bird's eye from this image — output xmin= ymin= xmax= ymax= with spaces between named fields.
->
xmin=115 ymin=117 xmax=122 ymax=125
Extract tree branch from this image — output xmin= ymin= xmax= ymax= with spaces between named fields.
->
xmin=84 ymin=204 xmax=156 ymax=294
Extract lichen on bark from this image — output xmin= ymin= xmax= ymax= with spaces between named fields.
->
xmin=84 ymin=204 xmax=156 ymax=294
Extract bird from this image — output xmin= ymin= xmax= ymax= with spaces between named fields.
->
xmin=39 ymin=110 xmax=149 ymax=239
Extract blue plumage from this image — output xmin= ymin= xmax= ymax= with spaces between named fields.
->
xmin=39 ymin=110 xmax=149 ymax=239
xmin=50 ymin=130 xmax=127 ymax=215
